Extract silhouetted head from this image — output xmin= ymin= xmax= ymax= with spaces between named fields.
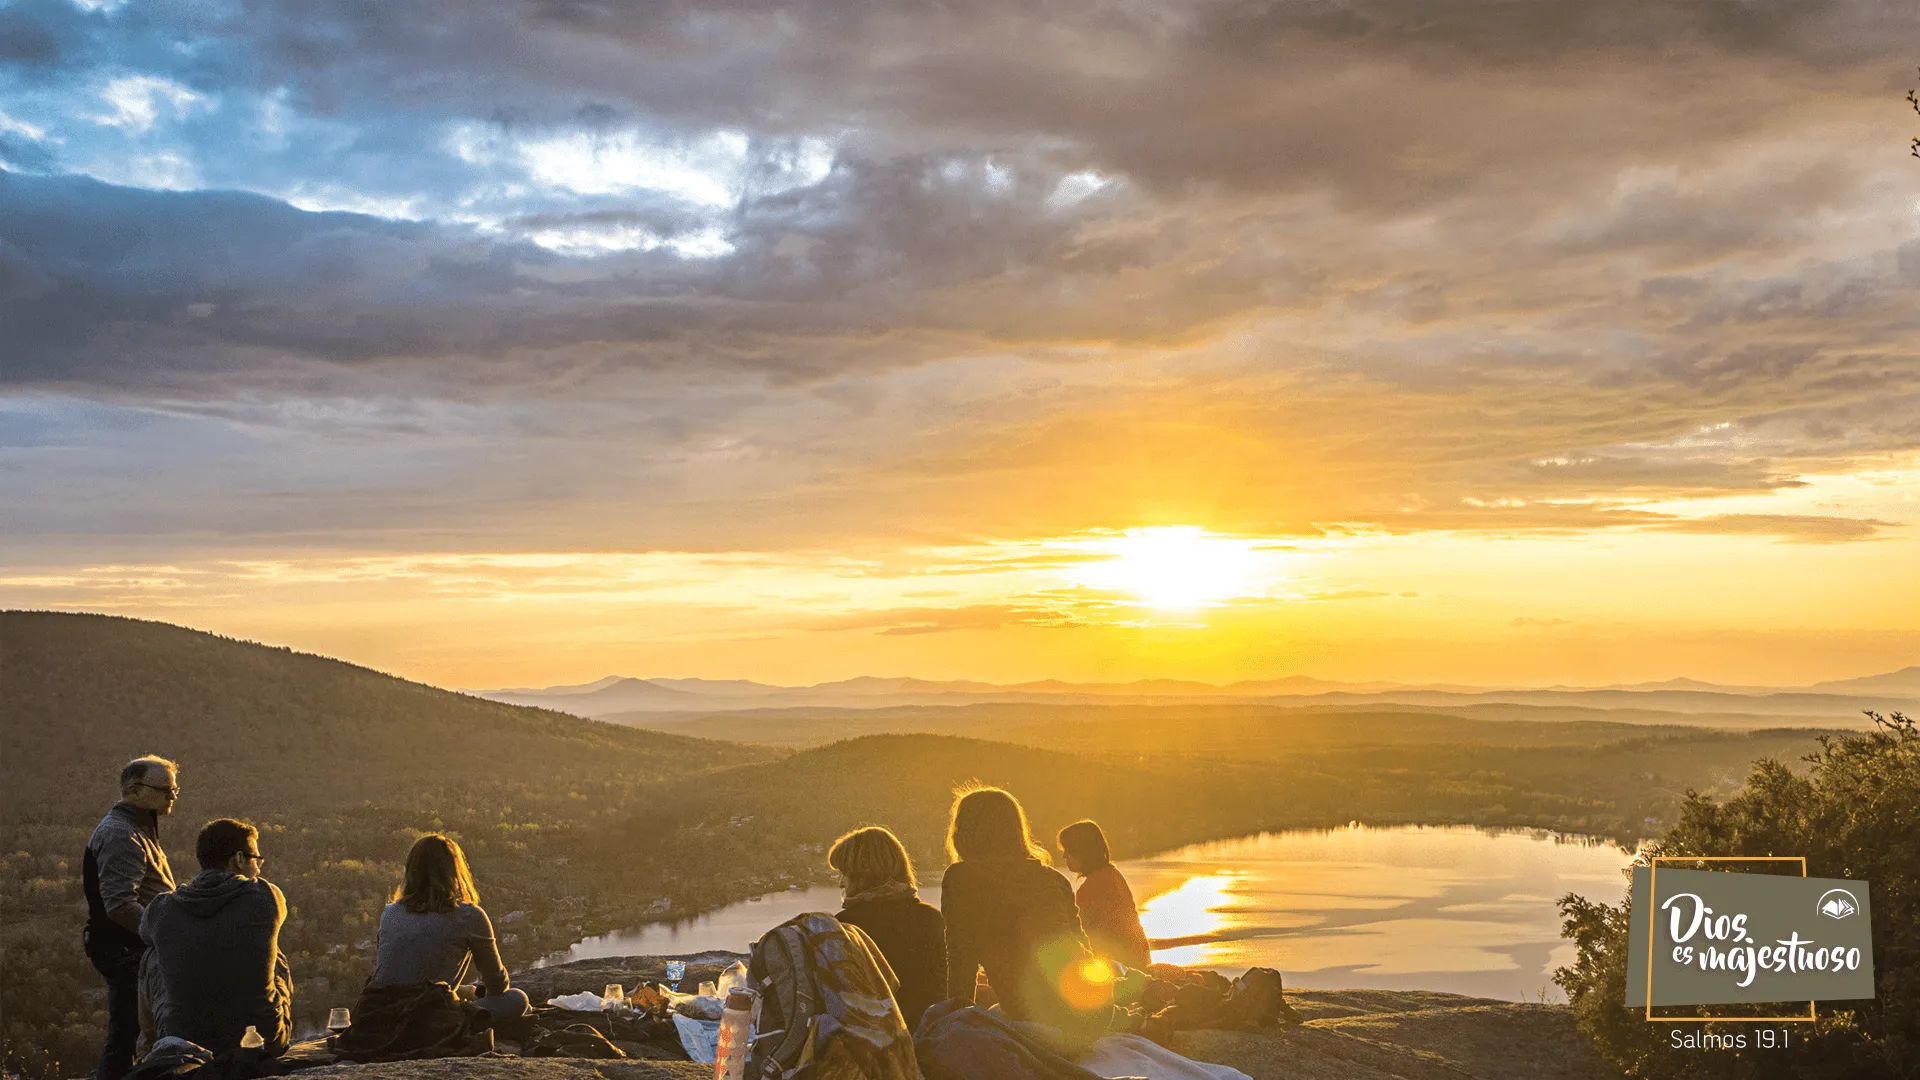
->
xmin=120 ymin=755 xmax=180 ymax=816
xmin=1056 ymin=819 xmax=1111 ymax=876
xmin=196 ymin=818 xmax=262 ymax=875
xmin=396 ymin=833 xmax=480 ymax=913
xmin=829 ymin=825 xmax=918 ymax=897
xmin=947 ymin=785 xmax=1048 ymax=864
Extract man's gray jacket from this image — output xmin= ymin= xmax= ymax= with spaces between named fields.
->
xmin=84 ymin=802 xmax=176 ymax=951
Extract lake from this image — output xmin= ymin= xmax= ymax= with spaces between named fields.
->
xmin=539 ymin=824 xmax=1637 ymax=1002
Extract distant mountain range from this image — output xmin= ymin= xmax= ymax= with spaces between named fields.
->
xmin=476 ymin=665 xmax=1920 ymax=719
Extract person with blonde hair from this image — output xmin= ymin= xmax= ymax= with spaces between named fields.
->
xmin=829 ymin=825 xmax=947 ymax=1030
xmin=369 ymin=834 xmax=527 ymax=1020
xmin=1057 ymin=819 xmax=1151 ymax=970
xmin=939 ymin=787 xmax=1111 ymax=1042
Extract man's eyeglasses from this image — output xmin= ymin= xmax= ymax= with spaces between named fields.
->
xmin=244 ymin=851 xmax=266 ymax=867
xmin=135 ymin=782 xmax=180 ymax=797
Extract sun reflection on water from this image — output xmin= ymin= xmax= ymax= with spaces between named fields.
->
xmin=1137 ymin=873 xmax=1244 ymax=966
xmin=1139 ymin=872 xmax=1240 ymax=940
xmin=1110 ymin=825 xmax=1637 ymax=996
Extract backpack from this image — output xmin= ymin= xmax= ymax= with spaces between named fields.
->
xmin=1221 ymin=967 xmax=1303 ymax=1028
xmin=745 ymin=913 xmax=920 ymax=1080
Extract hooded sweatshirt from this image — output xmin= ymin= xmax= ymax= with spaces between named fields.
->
xmin=141 ymin=869 xmax=292 ymax=1055
xmin=941 ymin=857 xmax=1104 ymax=1036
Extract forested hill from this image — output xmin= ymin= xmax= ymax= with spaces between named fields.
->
xmin=0 ymin=611 xmax=764 ymax=823
xmin=0 ymin=611 xmax=771 ymax=1079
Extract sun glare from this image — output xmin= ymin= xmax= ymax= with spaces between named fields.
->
xmin=1139 ymin=872 xmax=1241 ymax=942
xmin=1071 ymin=527 xmax=1277 ymax=610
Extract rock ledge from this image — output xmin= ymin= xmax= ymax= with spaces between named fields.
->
xmin=305 ymin=956 xmax=1612 ymax=1080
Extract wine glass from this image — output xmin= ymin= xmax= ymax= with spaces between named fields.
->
xmin=327 ymin=1008 xmax=351 ymax=1036
xmin=603 ymin=983 xmax=626 ymax=1010
xmin=665 ymin=960 xmax=687 ymax=991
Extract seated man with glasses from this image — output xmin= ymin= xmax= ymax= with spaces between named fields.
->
xmin=141 ymin=818 xmax=295 ymax=1056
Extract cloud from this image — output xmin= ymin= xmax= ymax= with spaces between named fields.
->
xmin=1298 ymin=589 xmax=1393 ymax=601
xmin=1647 ymin=513 xmax=1897 ymax=544
xmin=89 ymin=74 xmax=205 ymax=133
xmin=817 ymin=604 xmax=1088 ymax=636
xmin=1 ymin=0 xmax=1918 ymax=558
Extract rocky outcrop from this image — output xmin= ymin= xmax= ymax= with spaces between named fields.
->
xmin=1172 ymin=989 xmax=1612 ymax=1080
xmin=300 ymin=956 xmax=1613 ymax=1080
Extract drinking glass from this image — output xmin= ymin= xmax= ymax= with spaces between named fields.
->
xmin=327 ymin=1008 xmax=351 ymax=1035
xmin=604 ymin=983 xmax=626 ymax=1007
xmin=665 ymin=960 xmax=687 ymax=990
xmin=698 ymin=981 xmax=717 ymax=998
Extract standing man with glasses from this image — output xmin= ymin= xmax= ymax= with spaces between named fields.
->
xmin=142 ymin=819 xmax=295 ymax=1057
xmin=85 ymin=756 xmax=179 ymax=1080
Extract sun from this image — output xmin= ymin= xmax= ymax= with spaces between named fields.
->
xmin=1071 ymin=526 xmax=1275 ymax=611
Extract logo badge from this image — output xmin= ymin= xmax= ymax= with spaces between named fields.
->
xmin=1818 ymin=889 xmax=1859 ymax=920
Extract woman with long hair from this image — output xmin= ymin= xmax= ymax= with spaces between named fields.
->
xmin=370 ymin=834 xmax=528 ymax=1020
xmin=1057 ymin=820 xmax=1152 ymax=971
xmin=829 ymin=826 xmax=947 ymax=1031
xmin=939 ymin=787 xmax=1111 ymax=1041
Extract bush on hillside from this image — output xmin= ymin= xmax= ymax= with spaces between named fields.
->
xmin=1556 ymin=712 xmax=1919 ymax=1079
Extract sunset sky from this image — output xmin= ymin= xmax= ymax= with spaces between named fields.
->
xmin=3 ymin=0 xmax=1918 ymax=689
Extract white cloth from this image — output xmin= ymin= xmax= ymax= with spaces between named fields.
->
xmin=675 ymin=994 xmax=726 ymax=1020
xmin=1079 ymin=1034 xmax=1253 ymax=1080
xmin=673 ymin=1013 xmax=722 ymax=1063
xmin=546 ymin=991 xmax=607 ymax=1011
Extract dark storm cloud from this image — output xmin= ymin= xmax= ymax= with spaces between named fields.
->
xmin=1 ymin=154 xmax=1295 ymax=388
xmin=0 ymin=131 xmax=56 ymax=171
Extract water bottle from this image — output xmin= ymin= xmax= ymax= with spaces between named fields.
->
xmin=239 ymin=1025 xmax=264 ymax=1049
xmin=714 ymin=988 xmax=755 ymax=1080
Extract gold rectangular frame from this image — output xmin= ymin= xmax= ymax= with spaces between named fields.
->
xmin=1644 ymin=856 xmax=1817 ymax=1023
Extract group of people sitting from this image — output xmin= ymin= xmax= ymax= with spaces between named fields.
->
xmin=84 ymin=755 xmax=1159 ymax=1078
xmin=84 ymin=756 xmax=538 ymax=1079
xmin=832 ymin=787 xmax=1152 ymax=1042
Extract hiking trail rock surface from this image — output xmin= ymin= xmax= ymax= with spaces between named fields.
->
xmin=302 ymin=955 xmax=1617 ymax=1080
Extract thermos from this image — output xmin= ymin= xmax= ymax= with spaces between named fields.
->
xmin=714 ymin=987 xmax=756 ymax=1080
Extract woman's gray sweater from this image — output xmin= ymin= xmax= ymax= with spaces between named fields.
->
xmin=371 ymin=901 xmax=510 ymax=995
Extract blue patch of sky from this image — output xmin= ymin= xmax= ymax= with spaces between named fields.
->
xmin=0 ymin=0 xmax=836 ymax=258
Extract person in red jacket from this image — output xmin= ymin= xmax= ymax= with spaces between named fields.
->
xmin=1057 ymin=819 xmax=1152 ymax=971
